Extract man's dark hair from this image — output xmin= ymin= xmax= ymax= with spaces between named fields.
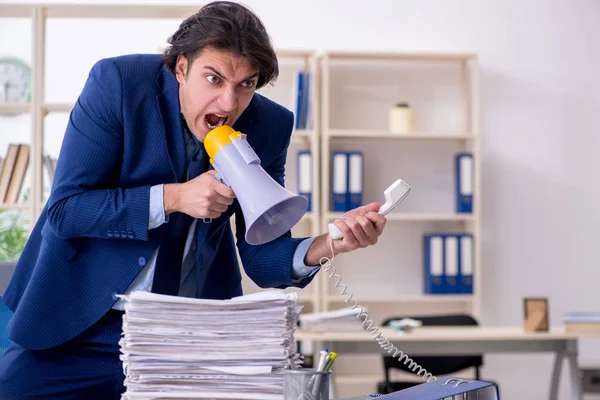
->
xmin=161 ymin=1 xmax=278 ymax=89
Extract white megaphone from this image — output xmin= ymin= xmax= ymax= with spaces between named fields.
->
xmin=204 ymin=125 xmax=308 ymax=245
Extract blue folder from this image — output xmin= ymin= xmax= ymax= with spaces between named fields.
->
xmin=339 ymin=377 xmax=499 ymax=399
xmin=423 ymin=234 xmax=444 ymax=294
xmin=455 ymin=153 xmax=473 ymax=213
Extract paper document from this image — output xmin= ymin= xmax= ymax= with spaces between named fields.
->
xmin=299 ymin=306 xmax=368 ymax=331
xmin=118 ymin=290 xmax=303 ymax=400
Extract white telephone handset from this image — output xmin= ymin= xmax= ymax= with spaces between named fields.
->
xmin=319 ymin=179 xmax=436 ymax=383
xmin=328 ymin=179 xmax=411 ymax=240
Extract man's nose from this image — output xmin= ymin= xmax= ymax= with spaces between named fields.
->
xmin=218 ymin=88 xmax=237 ymax=112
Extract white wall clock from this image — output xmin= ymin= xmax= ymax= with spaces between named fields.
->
xmin=0 ymin=57 xmax=32 ymax=114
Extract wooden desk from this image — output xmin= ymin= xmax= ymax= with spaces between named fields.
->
xmin=296 ymin=326 xmax=581 ymax=400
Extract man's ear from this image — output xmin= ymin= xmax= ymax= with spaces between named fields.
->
xmin=175 ymin=55 xmax=188 ymax=83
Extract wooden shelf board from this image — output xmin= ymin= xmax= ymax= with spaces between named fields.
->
xmin=45 ymin=5 xmax=199 ymax=19
xmin=0 ymin=5 xmax=33 ymax=17
xmin=0 ymin=203 xmax=33 ymax=211
xmin=0 ymin=103 xmax=31 ymax=114
xmin=326 ymin=212 xmax=475 ymax=222
xmin=326 ymin=294 xmax=474 ymax=303
xmin=42 ymin=103 xmax=74 ymax=113
xmin=276 ymin=50 xmax=315 ymax=59
xmin=328 ymin=130 xmax=474 ymax=140
xmin=292 ymin=129 xmax=312 ymax=138
xmin=325 ymin=51 xmax=476 ymax=62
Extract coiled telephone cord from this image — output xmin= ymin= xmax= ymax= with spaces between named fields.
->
xmin=318 ymin=236 xmax=437 ymax=383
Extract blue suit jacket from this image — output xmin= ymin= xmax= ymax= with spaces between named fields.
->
xmin=2 ymin=54 xmax=311 ymax=350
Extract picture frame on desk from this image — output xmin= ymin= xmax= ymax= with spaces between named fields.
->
xmin=523 ymin=297 xmax=549 ymax=332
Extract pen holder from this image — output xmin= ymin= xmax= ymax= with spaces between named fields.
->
xmin=284 ymin=368 xmax=331 ymax=400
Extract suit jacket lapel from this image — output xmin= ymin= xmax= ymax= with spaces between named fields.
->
xmin=156 ymin=66 xmax=186 ymax=183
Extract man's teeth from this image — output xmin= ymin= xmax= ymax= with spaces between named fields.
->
xmin=207 ymin=115 xmax=228 ymax=129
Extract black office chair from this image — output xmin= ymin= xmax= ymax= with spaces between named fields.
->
xmin=377 ymin=314 xmax=484 ymax=394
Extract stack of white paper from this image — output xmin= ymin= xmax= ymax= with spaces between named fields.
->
xmin=299 ymin=307 xmax=368 ymax=332
xmin=118 ymin=290 xmax=303 ymax=400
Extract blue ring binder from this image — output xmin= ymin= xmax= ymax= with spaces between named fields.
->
xmin=338 ymin=377 xmax=500 ymax=399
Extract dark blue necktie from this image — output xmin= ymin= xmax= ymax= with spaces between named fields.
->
xmin=151 ymin=132 xmax=208 ymax=295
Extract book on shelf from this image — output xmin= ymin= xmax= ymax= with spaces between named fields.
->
xmin=563 ymin=312 xmax=600 ymax=334
xmin=4 ymin=144 xmax=30 ymax=204
xmin=0 ymin=143 xmax=58 ymax=205
xmin=0 ymin=143 xmax=29 ymax=205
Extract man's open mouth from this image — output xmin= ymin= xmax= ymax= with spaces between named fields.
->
xmin=206 ymin=113 xmax=228 ymax=129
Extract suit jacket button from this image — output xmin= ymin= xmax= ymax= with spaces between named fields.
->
xmin=107 ymin=231 xmax=113 ymax=238
xmin=138 ymin=257 xmax=147 ymax=266
xmin=113 ymin=232 xmax=121 ymax=238
xmin=128 ymin=232 xmax=135 ymax=239
xmin=120 ymin=231 xmax=127 ymax=238
xmin=111 ymin=291 xmax=119 ymax=301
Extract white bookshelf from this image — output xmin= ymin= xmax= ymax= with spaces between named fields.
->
xmin=317 ymin=50 xmax=480 ymax=395
xmin=318 ymin=50 xmax=481 ymax=314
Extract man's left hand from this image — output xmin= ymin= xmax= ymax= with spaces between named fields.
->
xmin=303 ymin=202 xmax=387 ymax=266
xmin=329 ymin=202 xmax=386 ymax=255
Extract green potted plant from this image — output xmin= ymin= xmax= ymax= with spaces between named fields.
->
xmin=0 ymin=209 xmax=29 ymax=262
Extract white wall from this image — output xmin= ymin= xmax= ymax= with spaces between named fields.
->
xmin=2 ymin=0 xmax=600 ymax=398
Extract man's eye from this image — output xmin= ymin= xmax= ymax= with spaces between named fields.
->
xmin=206 ymin=75 xmax=221 ymax=84
xmin=241 ymin=80 xmax=256 ymax=89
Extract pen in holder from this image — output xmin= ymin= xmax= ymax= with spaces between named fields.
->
xmin=284 ymin=368 xmax=331 ymax=400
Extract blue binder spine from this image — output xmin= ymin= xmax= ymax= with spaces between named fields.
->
xmin=301 ymin=71 xmax=311 ymax=130
xmin=347 ymin=151 xmax=363 ymax=210
xmin=423 ymin=234 xmax=444 ymax=294
xmin=297 ymin=150 xmax=312 ymax=212
xmin=332 ymin=151 xmax=349 ymax=212
xmin=455 ymin=152 xmax=474 ymax=213
xmin=294 ymin=71 xmax=304 ymax=129
xmin=443 ymin=234 xmax=459 ymax=294
xmin=459 ymin=233 xmax=474 ymax=294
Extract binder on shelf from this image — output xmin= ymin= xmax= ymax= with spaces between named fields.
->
xmin=293 ymin=70 xmax=304 ymax=130
xmin=332 ymin=151 xmax=349 ymax=212
xmin=423 ymin=234 xmax=444 ymax=294
xmin=302 ymin=71 xmax=312 ymax=130
xmin=292 ymin=70 xmax=312 ymax=130
xmin=444 ymin=234 xmax=459 ymax=294
xmin=297 ymin=150 xmax=312 ymax=212
xmin=455 ymin=152 xmax=473 ymax=213
xmin=459 ymin=233 xmax=474 ymax=294
xmin=348 ymin=151 xmax=363 ymax=209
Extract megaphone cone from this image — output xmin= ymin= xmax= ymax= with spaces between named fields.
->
xmin=204 ymin=126 xmax=308 ymax=245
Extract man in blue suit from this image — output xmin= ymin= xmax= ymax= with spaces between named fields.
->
xmin=0 ymin=2 xmax=387 ymax=399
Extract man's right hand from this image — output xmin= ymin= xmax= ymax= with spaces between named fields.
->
xmin=164 ymin=170 xmax=236 ymax=219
